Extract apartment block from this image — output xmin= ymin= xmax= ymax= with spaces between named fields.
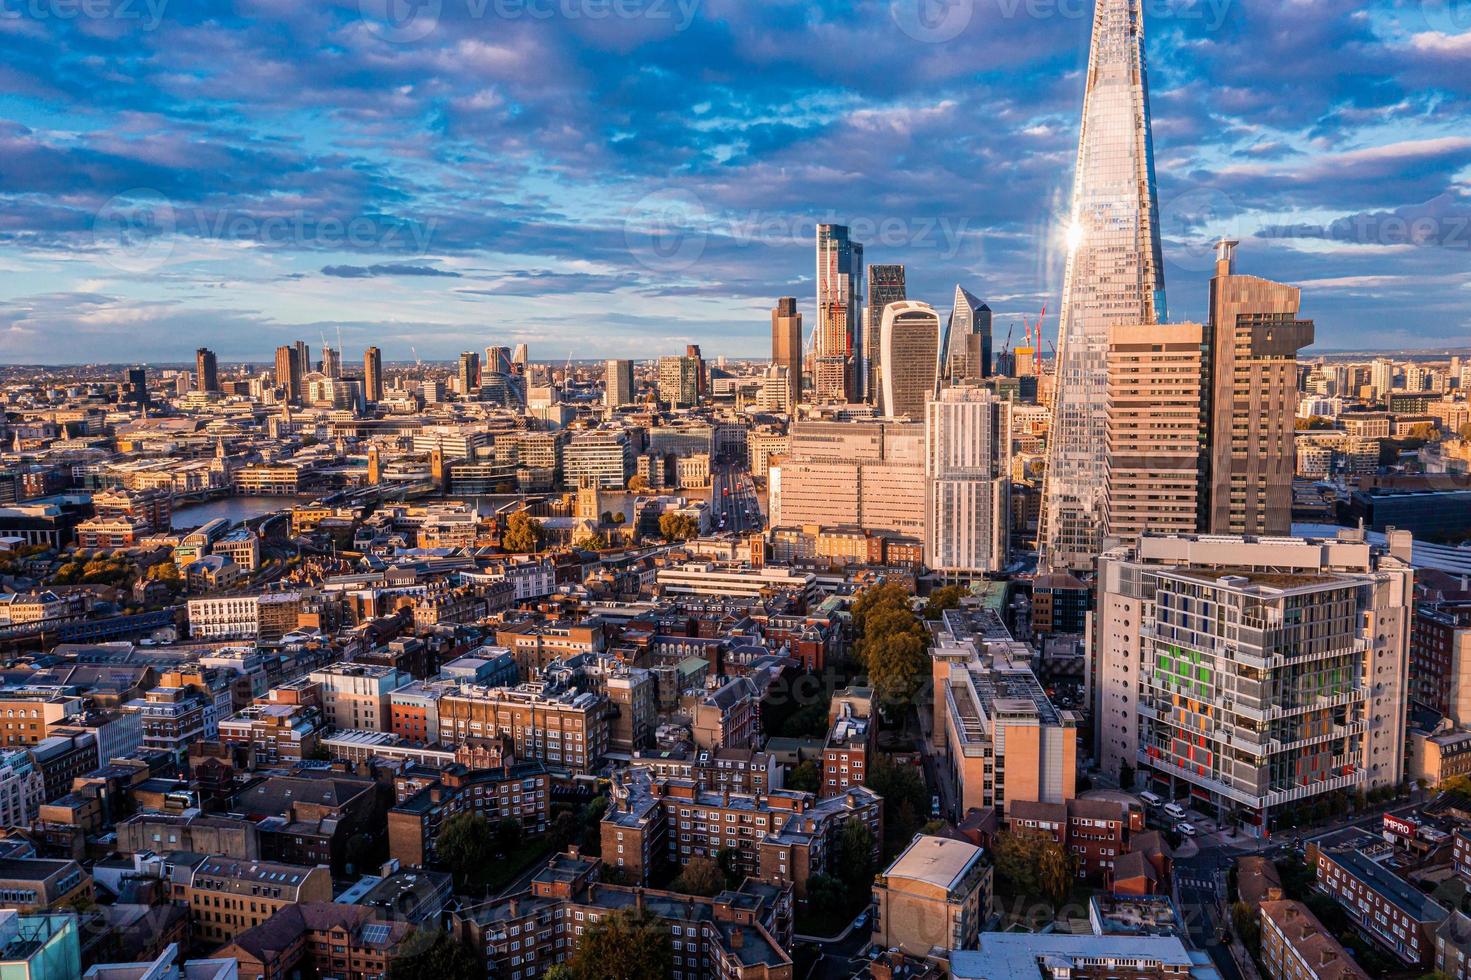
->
xmin=870 ymin=835 xmax=991 ymax=956
xmin=1258 ymin=900 xmax=1368 ymax=980
xmin=307 ymin=662 xmax=411 ymax=732
xmin=1098 ymin=531 xmax=1413 ymax=834
xmin=184 ymin=857 xmax=333 ymax=946
xmin=1313 ymin=835 xmax=1447 ymax=965
xmin=438 ymin=684 xmax=608 ymax=775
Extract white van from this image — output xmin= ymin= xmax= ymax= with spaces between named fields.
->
xmin=1139 ymin=791 xmax=1164 ymax=809
xmin=1163 ymin=802 xmax=1188 ymax=820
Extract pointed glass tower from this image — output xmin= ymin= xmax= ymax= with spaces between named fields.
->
xmin=1040 ymin=0 xmax=1167 ymax=572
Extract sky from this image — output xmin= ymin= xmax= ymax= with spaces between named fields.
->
xmin=0 ymin=0 xmax=1468 ymax=365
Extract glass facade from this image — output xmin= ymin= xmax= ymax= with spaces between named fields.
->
xmin=815 ymin=224 xmax=864 ymax=402
xmin=1041 ymin=0 xmax=1167 ymax=571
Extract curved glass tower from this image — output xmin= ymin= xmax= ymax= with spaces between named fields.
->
xmin=1040 ymin=0 xmax=1167 ymax=572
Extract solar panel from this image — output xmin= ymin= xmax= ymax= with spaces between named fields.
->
xmin=361 ymin=924 xmax=392 ymax=945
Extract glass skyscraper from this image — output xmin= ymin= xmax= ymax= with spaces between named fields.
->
xmin=815 ymin=224 xmax=864 ymax=403
xmin=1041 ymin=0 xmax=1168 ymax=572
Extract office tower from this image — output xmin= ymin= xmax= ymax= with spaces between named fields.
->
xmin=925 ymin=387 xmax=1011 ymax=576
xmin=363 ymin=346 xmax=383 ymax=403
xmin=195 ymin=348 xmax=219 ymax=393
xmin=864 ymin=265 xmax=907 ymax=403
xmin=486 ymin=346 xmax=513 ymax=376
xmin=814 ymin=224 xmax=864 ymax=402
xmin=294 ymin=340 xmax=311 ymax=376
xmin=1204 ymin=240 xmax=1314 ymax=536
xmin=320 ymin=345 xmax=341 ymax=379
xmin=1102 ymin=321 xmax=1207 ymax=547
xmin=769 ymin=420 xmax=926 ymax=538
xmin=458 ymin=351 xmax=480 ymax=396
xmin=685 ymin=345 xmax=706 ymax=400
xmin=771 ymin=297 xmax=803 ymax=410
xmin=1097 ymin=531 xmax=1414 ymax=833
xmin=605 ymin=359 xmax=635 ymax=407
xmin=274 ymin=345 xmax=302 ymax=403
xmin=511 ymin=344 xmax=529 ymax=375
xmin=657 ymin=355 xmax=700 ymax=408
xmin=878 ymin=301 xmax=941 ymax=420
xmin=123 ymin=367 xmax=149 ymax=408
xmin=943 ymin=286 xmax=992 ymax=383
xmin=1041 ymin=0 xmax=1167 ymax=572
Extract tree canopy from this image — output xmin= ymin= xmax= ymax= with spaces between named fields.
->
xmin=852 ymin=583 xmax=931 ymax=709
xmin=658 ymin=511 xmax=700 ymax=542
xmin=565 ymin=908 xmax=672 ymax=980
xmin=503 ymin=511 xmax=545 ymax=553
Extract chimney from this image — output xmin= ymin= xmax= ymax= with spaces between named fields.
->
xmin=730 ymin=928 xmax=744 ymax=949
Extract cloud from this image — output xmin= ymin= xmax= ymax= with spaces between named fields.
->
xmin=321 ymin=263 xmax=462 ymax=278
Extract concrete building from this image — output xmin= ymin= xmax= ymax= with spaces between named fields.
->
xmin=1097 ymin=531 xmax=1414 ymax=834
xmin=657 ymin=355 xmax=701 ymax=408
xmin=770 ymin=297 xmax=803 ymax=409
xmin=870 ymin=835 xmax=991 ymax=956
xmin=307 ymin=663 xmax=411 ymax=732
xmin=770 ymin=420 xmax=925 ymax=540
xmin=1103 ymin=321 xmax=1206 ymax=547
xmin=604 ymin=359 xmax=634 ymax=408
xmin=925 ymin=386 xmax=1011 ymax=576
xmin=878 ymin=301 xmax=941 ymax=420
xmin=563 ymin=431 xmax=633 ymax=490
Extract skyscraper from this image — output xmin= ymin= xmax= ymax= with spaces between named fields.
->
xmin=275 ymin=345 xmax=302 ymax=404
xmin=770 ymin=297 xmax=803 ymax=410
xmin=195 ymin=348 xmax=219 ymax=393
xmin=863 ymin=265 xmax=906 ymax=404
xmin=878 ymin=301 xmax=941 ymax=420
xmin=925 ymin=386 xmax=1011 ymax=576
xmin=943 ymin=286 xmax=992 ymax=383
xmin=815 ymin=224 xmax=864 ymax=403
xmin=657 ymin=355 xmax=700 ymax=408
xmin=320 ymin=345 xmax=341 ymax=379
xmin=123 ymin=366 xmax=149 ymax=409
xmin=1204 ymin=240 xmax=1314 ymax=536
xmin=294 ymin=340 xmax=311 ymax=376
xmin=1101 ymin=321 xmax=1206 ymax=547
xmin=486 ymin=346 xmax=513 ymax=376
xmin=1041 ymin=0 xmax=1167 ymax=572
xmin=605 ymin=359 xmax=635 ymax=407
xmin=458 ymin=351 xmax=480 ymax=397
xmin=512 ymin=344 xmax=529 ymax=375
xmin=363 ymin=346 xmax=383 ymax=403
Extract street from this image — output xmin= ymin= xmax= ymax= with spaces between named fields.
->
xmin=710 ymin=461 xmax=763 ymax=535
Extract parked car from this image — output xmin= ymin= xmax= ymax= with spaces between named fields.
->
xmin=1163 ymin=802 xmax=1188 ymax=820
xmin=1176 ymin=821 xmax=1197 ymax=837
xmin=931 ymin=795 xmax=942 ymax=817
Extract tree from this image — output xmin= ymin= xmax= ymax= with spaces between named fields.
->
xmin=671 ymin=855 xmax=725 ymax=896
xmin=493 ymin=817 xmax=523 ymax=858
xmin=436 ymin=812 xmax=493 ymax=889
xmin=834 ymin=818 xmax=877 ymax=906
xmin=574 ymin=530 xmax=609 ymax=551
xmin=786 ymin=759 xmax=821 ymax=793
xmin=659 ymin=511 xmax=700 ymax=542
xmin=627 ymin=475 xmax=650 ymax=493
xmin=866 ymin=756 xmax=928 ymax=856
xmin=146 ymin=560 xmax=181 ymax=584
xmin=389 ymin=931 xmax=482 ymax=980
xmin=565 ymin=908 xmax=672 ymax=980
xmin=503 ymin=511 xmax=545 ymax=553
xmin=1037 ymin=839 xmax=1076 ymax=905
xmin=991 ymin=833 xmax=1041 ymax=896
xmin=1231 ymin=901 xmax=1261 ymax=952
xmin=923 ymin=585 xmax=967 ymax=620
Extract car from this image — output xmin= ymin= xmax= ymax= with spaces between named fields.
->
xmin=1176 ymin=821 xmax=1197 ymax=837
xmin=1163 ymin=802 xmax=1188 ymax=820
xmin=852 ymin=911 xmax=869 ymax=929
xmin=931 ymin=794 xmax=942 ymax=817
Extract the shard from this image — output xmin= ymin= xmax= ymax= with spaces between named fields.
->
xmin=1040 ymin=0 xmax=1167 ymax=572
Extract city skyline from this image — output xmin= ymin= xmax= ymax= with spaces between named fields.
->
xmin=1 ymin=3 xmax=1467 ymax=363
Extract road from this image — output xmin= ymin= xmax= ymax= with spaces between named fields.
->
xmin=710 ymin=462 xmax=763 ymax=535
xmin=1174 ymin=843 xmax=1243 ymax=980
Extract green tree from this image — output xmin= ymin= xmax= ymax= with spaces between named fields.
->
xmin=574 ymin=530 xmax=609 ymax=551
xmin=865 ymin=756 xmax=928 ymax=856
xmin=671 ymin=855 xmax=725 ymax=896
xmin=851 ymin=582 xmax=912 ymax=637
xmin=1037 ymin=839 xmax=1076 ymax=905
xmin=659 ymin=511 xmax=700 ymax=542
xmin=1231 ymin=901 xmax=1261 ymax=953
xmin=627 ymin=475 xmax=650 ymax=493
xmin=436 ymin=812 xmax=493 ymax=889
xmin=544 ymin=967 xmax=573 ymax=980
xmin=786 ymin=759 xmax=821 ymax=793
xmin=566 ymin=908 xmax=672 ymax=980
xmin=923 ymin=585 xmax=967 ymax=620
xmin=493 ymin=817 xmax=523 ymax=858
xmin=834 ymin=818 xmax=877 ymax=906
xmin=503 ymin=511 xmax=545 ymax=553
xmin=388 ymin=931 xmax=482 ymax=980
xmin=146 ymin=560 xmax=182 ymax=584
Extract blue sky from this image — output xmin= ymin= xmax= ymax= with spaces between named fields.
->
xmin=0 ymin=0 xmax=1468 ymax=364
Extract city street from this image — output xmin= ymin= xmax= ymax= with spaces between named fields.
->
xmin=711 ymin=462 xmax=763 ymax=535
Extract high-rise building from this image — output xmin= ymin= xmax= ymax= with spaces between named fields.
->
xmin=320 ymin=345 xmax=341 ymax=379
xmin=770 ymin=297 xmax=803 ymax=410
xmin=864 ymin=265 xmax=907 ymax=403
xmin=815 ymin=224 xmax=864 ymax=402
xmin=1204 ymin=240 xmax=1314 ymax=536
xmin=485 ymin=346 xmax=513 ymax=376
xmin=1041 ymin=0 xmax=1167 ymax=572
xmin=657 ymin=355 xmax=700 ymax=408
xmin=511 ymin=344 xmax=529 ymax=375
xmin=1370 ymin=357 xmax=1396 ymax=400
xmin=605 ymin=359 xmax=635 ymax=407
xmin=943 ymin=286 xmax=993 ymax=383
xmin=274 ymin=345 xmax=302 ymax=403
xmin=294 ymin=340 xmax=311 ymax=376
xmin=1097 ymin=531 xmax=1414 ymax=833
xmin=363 ymin=346 xmax=383 ymax=403
xmin=1102 ymin=321 xmax=1206 ymax=547
xmin=195 ymin=348 xmax=219 ymax=393
xmin=925 ymin=387 xmax=1011 ymax=576
xmin=123 ymin=367 xmax=149 ymax=409
xmin=769 ymin=420 xmax=926 ymax=539
xmin=878 ymin=301 xmax=941 ymax=420
xmin=685 ymin=345 xmax=706 ymax=400
xmin=458 ymin=351 xmax=480 ymax=397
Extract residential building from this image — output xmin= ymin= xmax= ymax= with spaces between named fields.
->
xmin=185 ymin=857 xmax=333 ymax=946
xmin=307 ymin=662 xmax=410 ymax=732
xmin=925 ymin=386 xmax=1010 ymax=576
xmin=1258 ymin=900 xmax=1368 ymax=980
xmin=1314 ymin=835 xmax=1447 ymax=965
xmin=437 ymin=684 xmax=608 ymax=775
xmin=604 ymin=359 xmax=634 ymax=408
